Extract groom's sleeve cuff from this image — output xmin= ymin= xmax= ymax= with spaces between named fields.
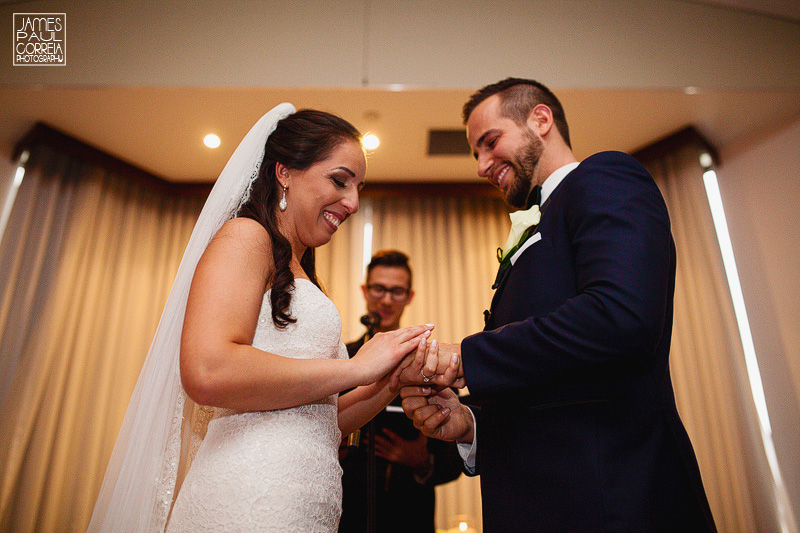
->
xmin=456 ymin=408 xmax=477 ymax=475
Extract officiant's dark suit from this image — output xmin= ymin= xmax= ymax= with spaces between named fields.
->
xmin=339 ymin=251 xmax=462 ymax=533
xmin=339 ymin=335 xmax=463 ymax=533
xmin=456 ymin=79 xmax=717 ymax=531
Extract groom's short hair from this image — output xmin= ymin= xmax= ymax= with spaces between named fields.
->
xmin=462 ymin=77 xmax=571 ymax=149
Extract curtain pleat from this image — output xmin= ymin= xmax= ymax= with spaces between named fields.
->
xmin=643 ymin=144 xmax=770 ymax=532
xmin=0 ymin=145 xmax=205 ymax=532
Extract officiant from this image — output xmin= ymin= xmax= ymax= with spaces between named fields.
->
xmin=338 ymin=250 xmax=462 ymax=533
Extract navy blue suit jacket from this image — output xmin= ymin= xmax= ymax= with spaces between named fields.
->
xmin=461 ymin=152 xmax=716 ymax=531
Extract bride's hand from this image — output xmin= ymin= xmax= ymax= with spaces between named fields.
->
xmin=374 ymin=334 xmax=429 ymax=389
xmin=350 ymin=325 xmax=432 ymax=386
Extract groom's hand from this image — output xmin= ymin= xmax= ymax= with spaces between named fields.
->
xmin=423 ymin=341 xmax=463 ymax=386
xmin=352 ymin=325 xmax=432 ymax=386
xmin=400 ymin=386 xmax=474 ymax=444
xmin=390 ymin=339 xmax=465 ymax=390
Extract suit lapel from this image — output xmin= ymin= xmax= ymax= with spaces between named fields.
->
xmin=485 ymin=224 xmax=537 ymax=328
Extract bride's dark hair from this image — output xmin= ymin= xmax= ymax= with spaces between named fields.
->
xmin=238 ymin=109 xmax=362 ymax=328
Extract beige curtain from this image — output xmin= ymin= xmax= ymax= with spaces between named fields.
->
xmin=0 ymin=144 xmax=205 ymax=532
xmin=641 ymin=138 xmax=774 ymax=532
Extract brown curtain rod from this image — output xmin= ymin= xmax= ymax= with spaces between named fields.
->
xmin=632 ymin=126 xmax=719 ymax=166
xmin=12 ymin=122 xmax=213 ymax=197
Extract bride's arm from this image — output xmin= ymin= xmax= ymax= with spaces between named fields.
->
xmin=337 ymin=380 xmax=396 ymax=436
xmin=180 ymin=218 xmax=429 ymax=412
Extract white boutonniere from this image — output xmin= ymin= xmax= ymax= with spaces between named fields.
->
xmin=500 ymin=204 xmax=541 ymax=261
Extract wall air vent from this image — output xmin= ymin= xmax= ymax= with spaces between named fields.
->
xmin=427 ymin=129 xmax=471 ymax=156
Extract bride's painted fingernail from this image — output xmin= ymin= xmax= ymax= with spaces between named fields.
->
xmin=431 ymin=339 xmax=438 ymax=349
xmin=426 ymin=323 xmax=435 ymax=327
xmin=451 ymin=354 xmax=458 ymax=365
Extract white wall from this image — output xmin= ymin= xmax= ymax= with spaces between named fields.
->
xmin=717 ymin=116 xmax=800 ymax=523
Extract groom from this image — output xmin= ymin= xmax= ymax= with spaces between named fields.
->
xmin=397 ymin=78 xmax=717 ymax=531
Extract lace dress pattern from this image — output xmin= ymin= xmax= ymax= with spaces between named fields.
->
xmin=166 ymin=279 xmax=347 ymax=532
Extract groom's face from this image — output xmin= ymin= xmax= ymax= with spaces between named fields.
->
xmin=467 ymin=94 xmax=543 ymax=209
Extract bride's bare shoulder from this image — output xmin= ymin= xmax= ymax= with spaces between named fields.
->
xmin=214 ymin=217 xmax=271 ymax=251
xmin=198 ymin=217 xmax=274 ymax=283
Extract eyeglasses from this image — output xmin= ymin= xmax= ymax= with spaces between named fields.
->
xmin=366 ymin=284 xmax=410 ymax=301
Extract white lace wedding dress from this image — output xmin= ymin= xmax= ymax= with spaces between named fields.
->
xmin=166 ymin=279 xmax=347 ymax=532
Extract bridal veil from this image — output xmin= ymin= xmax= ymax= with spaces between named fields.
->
xmin=88 ymin=103 xmax=296 ymax=532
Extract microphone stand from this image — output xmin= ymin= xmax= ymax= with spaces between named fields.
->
xmin=347 ymin=313 xmax=380 ymax=532
xmin=364 ymin=319 xmax=378 ymax=533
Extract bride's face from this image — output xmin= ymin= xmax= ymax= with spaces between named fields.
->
xmin=280 ymin=139 xmax=366 ymax=250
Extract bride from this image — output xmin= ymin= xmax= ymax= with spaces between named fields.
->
xmin=88 ymin=104 xmax=433 ymax=532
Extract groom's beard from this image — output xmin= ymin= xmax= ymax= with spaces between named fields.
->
xmin=506 ymin=129 xmax=544 ymax=209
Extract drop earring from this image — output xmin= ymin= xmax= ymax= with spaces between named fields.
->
xmin=279 ymin=185 xmax=288 ymax=212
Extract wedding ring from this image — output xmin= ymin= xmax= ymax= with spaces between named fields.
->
xmin=421 ymin=371 xmax=433 ymax=383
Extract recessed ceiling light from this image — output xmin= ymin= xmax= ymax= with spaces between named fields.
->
xmin=362 ymin=133 xmax=380 ymax=150
xmin=204 ymin=134 xmax=221 ymax=148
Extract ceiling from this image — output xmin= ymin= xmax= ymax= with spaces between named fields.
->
xmin=3 ymin=85 xmax=800 ymax=184
xmin=1 ymin=0 xmax=799 ymax=184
